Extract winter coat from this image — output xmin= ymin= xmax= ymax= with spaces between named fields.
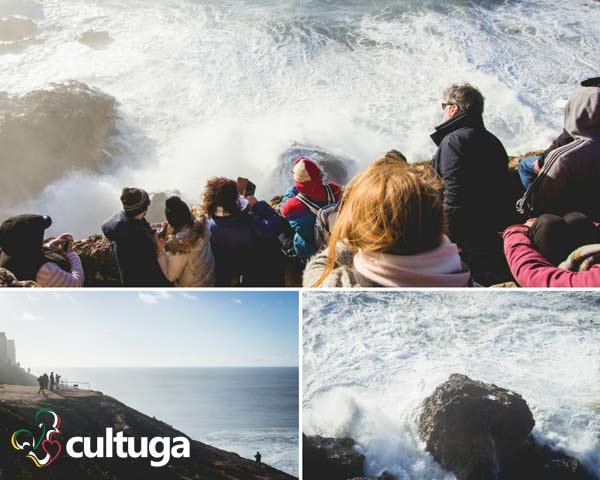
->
xmin=208 ymin=201 xmax=286 ymax=286
xmin=280 ymin=183 xmax=341 ymax=261
xmin=517 ymin=87 xmax=600 ymax=219
xmin=431 ymin=111 xmax=511 ymax=250
xmin=314 ymin=202 xmax=340 ymax=251
xmin=537 ymin=130 xmax=573 ymax=169
xmin=102 ymin=212 xmax=172 ymax=287
xmin=503 ymin=223 xmax=600 ymax=287
xmin=157 ymin=220 xmax=215 ymax=287
xmin=303 ymin=237 xmax=472 ymax=288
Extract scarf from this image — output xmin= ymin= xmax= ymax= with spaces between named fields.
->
xmin=353 ymin=236 xmax=471 ymax=287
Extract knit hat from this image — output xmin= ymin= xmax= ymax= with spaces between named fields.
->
xmin=293 ymin=157 xmax=323 ymax=184
xmin=0 ymin=214 xmax=52 ymax=255
xmin=165 ymin=196 xmax=193 ymax=230
xmin=120 ymin=187 xmax=150 ymax=217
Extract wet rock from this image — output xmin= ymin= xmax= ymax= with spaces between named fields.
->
xmin=0 ymin=267 xmax=39 ymax=287
xmin=0 ymin=16 xmax=37 ymax=42
xmin=78 ymin=29 xmax=113 ymax=49
xmin=0 ymin=81 xmax=120 ymax=209
xmin=303 ymin=434 xmax=365 ymax=480
xmin=419 ymin=374 xmax=594 ymax=480
xmin=73 ymin=234 xmax=121 ymax=287
xmin=419 ymin=374 xmax=534 ymax=479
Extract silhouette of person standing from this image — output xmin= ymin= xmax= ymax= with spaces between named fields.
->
xmin=50 ymin=372 xmax=55 ymax=391
xmin=255 ymin=451 xmax=262 ymax=469
xmin=37 ymin=375 xmax=45 ymax=394
xmin=55 ymin=374 xmax=61 ymax=390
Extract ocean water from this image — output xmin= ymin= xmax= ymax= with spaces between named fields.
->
xmin=1 ymin=0 xmax=600 ymax=236
xmin=51 ymin=367 xmax=299 ymax=476
xmin=303 ymin=291 xmax=600 ymax=479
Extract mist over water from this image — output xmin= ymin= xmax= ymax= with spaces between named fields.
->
xmin=303 ymin=291 xmax=600 ymax=479
xmin=1 ymin=0 xmax=600 ymax=236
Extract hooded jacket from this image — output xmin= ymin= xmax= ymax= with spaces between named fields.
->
xmin=431 ymin=111 xmax=511 ymax=250
xmin=517 ymin=87 xmax=600 ymax=219
xmin=280 ymin=157 xmax=341 ymax=261
xmin=102 ymin=212 xmax=172 ymax=287
xmin=157 ymin=220 xmax=215 ymax=287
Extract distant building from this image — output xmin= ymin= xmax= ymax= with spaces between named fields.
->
xmin=7 ymin=340 xmax=16 ymax=365
xmin=0 ymin=332 xmax=7 ymax=364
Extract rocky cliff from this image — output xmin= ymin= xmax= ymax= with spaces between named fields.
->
xmin=0 ymin=384 xmax=296 ymax=480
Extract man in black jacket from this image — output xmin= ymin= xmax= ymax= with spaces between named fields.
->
xmin=431 ymin=83 xmax=512 ymax=284
xmin=102 ymin=187 xmax=172 ymax=287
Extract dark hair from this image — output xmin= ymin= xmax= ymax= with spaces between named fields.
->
xmin=443 ymin=83 xmax=485 ymax=114
xmin=202 ymin=177 xmax=241 ymax=218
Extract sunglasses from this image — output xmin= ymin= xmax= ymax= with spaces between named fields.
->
xmin=441 ymin=102 xmax=456 ymax=110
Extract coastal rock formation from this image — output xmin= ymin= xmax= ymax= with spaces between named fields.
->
xmin=0 ymin=81 xmax=120 ymax=209
xmin=0 ymin=16 xmax=37 ymax=41
xmin=73 ymin=234 xmax=121 ymax=287
xmin=0 ymin=267 xmax=39 ymax=287
xmin=303 ymin=435 xmax=365 ymax=480
xmin=0 ymin=384 xmax=296 ymax=480
xmin=418 ymin=374 xmax=594 ymax=479
xmin=78 ymin=29 xmax=113 ymax=49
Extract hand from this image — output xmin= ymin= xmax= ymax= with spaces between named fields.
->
xmin=155 ymin=231 xmax=166 ymax=252
xmin=533 ymin=160 xmax=541 ymax=174
xmin=247 ymin=195 xmax=258 ymax=209
xmin=524 ymin=218 xmax=537 ymax=228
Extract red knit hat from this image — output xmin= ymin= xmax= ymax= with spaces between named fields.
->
xmin=293 ymin=157 xmax=323 ymax=189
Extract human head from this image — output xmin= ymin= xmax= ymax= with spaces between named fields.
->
xmin=165 ymin=196 xmax=193 ymax=230
xmin=313 ymin=161 xmax=444 ymax=286
xmin=203 ymin=177 xmax=242 ymax=218
xmin=564 ymin=86 xmax=600 ymax=139
xmin=293 ymin=157 xmax=324 ymax=193
xmin=0 ymin=214 xmax=52 ymax=256
xmin=442 ymin=83 xmax=485 ymax=120
xmin=121 ymin=187 xmax=150 ymax=218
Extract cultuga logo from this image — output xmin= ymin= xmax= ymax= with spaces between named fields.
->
xmin=11 ymin=408 xmax=191 ymax=468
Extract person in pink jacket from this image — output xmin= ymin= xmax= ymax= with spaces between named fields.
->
xmin=503 ymin=215 xmax=600 ymax=287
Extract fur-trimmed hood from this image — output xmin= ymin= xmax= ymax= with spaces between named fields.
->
xmin=164 ymin=220 xmax=208 ymax=254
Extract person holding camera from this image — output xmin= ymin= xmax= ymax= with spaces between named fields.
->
xmin=203 ymin=177 xmax=287 ymax=287
xmin=102 ymin=187 xmax=172 ymax=287
xmin=0 ymin=214 xmax=85 ymax=287
xmin=155 ymin=196 xmax=216 ymax=287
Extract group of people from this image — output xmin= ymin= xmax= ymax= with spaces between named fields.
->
xmin=37 ymin=371 xmax=61 ymax=394
xmin=2 ymin=79 xmax=600 ymax=288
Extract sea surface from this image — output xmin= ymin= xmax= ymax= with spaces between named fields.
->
xmin=303 ymin=291 xmax=600 ymax=479
xmin=52 ymin=367 xmax=299 ymax=476
xmin=1 ymin=0 xmax=600 ymax=236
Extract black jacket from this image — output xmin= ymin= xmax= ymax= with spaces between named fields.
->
xmin=431 ymin=112 xmax=511 ymax=249
xmin=102 ymin=212 xmax=172 ymax=287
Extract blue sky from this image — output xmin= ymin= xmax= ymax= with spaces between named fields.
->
xmin=0 ymin=291 xmax=298 ymax=369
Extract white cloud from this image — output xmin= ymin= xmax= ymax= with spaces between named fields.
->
xmin=137 ymin=291 xmax=173 ymax=304
xmin=232 ymin=298 xmax=243 ymax=304
xmin=180 ymin=292 xmax=198 ymax=301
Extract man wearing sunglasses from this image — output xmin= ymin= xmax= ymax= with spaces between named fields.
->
xmin=431 ymin=83 xmax=512 ymax=285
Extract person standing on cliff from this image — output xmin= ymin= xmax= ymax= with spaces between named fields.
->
xmin=49 ymin=372 xmax=55 ymax=391
xmin=431 ymin=83 xmax=513 ymax=285
xmin=37 ymin=375 xmax=45 ymax=394
xmin=102 ymin=188 xmax=172 ymax=287
xmin=55 ymin=373 xmax=61 ymax=390
xmin=255 ymin=451 xmax=262 ymax=469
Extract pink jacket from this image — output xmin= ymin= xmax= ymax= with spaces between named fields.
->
xmin=503 ymin=224 xmax=600 ymax=287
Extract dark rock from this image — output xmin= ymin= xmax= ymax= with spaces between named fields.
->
xmin=419 ymin=374 xmax=595 ymax=480
xmin=303 ymin=434 xmax=365 ymax=480
xmin=78 ymin=29 xmax=113 ymax=49
xmin=418 ymin=374 xmax=534 ymax=479
xmin=73 ymin=234 xmax=121 ymax=287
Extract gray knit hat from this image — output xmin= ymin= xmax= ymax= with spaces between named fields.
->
xmin=120 ymin=188 xmax=150 ymax=217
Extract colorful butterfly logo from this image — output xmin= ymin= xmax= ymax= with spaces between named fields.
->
xmin=11 ymin=408 xmax=62 ymax=468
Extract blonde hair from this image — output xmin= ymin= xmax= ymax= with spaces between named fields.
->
xmin=312 ymin=160 xmax=444 ymax=287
